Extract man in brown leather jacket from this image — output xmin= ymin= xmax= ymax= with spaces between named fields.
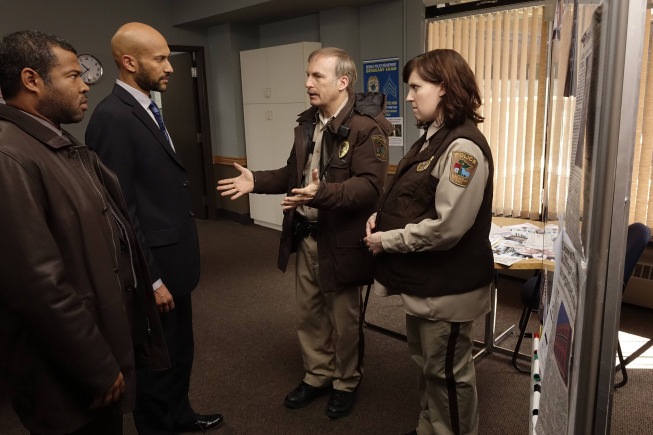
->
xmin=218 ymin=47 xmax=392 ymax=419
xmin=0 ymin=30 xmax=168 ymax=434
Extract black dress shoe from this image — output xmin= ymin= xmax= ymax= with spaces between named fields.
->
xmin=177 ymin=413 xmax=224 ymax=432
xmin=325 ymin=389 xmax=355 ymax=419
xmin=284 ymin=381 xmax=330 ymax=409
xmin=404 ymin=431 xmax=418 ymax=435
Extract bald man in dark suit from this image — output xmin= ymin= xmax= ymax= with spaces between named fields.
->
xmin=86 ymin=22 xmax=223 ymax=434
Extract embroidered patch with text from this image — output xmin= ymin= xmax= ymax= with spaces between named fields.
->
xmin=372 ymin=135 xmax=388 ymax=161
xmin=449 ymin=151 xmax=478 ymax=188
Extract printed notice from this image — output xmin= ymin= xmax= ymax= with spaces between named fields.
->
xmin=363 ymin=58 xmax=400 ymax=117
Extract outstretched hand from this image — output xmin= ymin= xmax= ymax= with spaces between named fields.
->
xmin=217 ymin=162 xmax=254 ymax=200
xmin=281 ymin=168 xmax=320 ymax=211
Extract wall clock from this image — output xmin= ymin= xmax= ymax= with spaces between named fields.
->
xmin=77 ymin=54 xmax=103 ymax=85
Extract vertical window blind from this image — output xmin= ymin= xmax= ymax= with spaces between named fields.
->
xmin=631 ymin=10 xmax=653 ymax=228
xmin=428 ymin=4 xmax=651 ymax=225
xmin=428 ymin=6 xmax=546 ymax=220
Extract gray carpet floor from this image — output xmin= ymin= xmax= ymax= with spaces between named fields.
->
xmin=1 ymin=218 xmax=651 ymax=434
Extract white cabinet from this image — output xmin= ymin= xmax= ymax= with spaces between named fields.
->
xmin=240 ymin=42 xmax=321 ymax=229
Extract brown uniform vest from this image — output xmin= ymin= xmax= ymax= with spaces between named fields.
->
xmin=375 ymin=118 xmax=494 ymax=297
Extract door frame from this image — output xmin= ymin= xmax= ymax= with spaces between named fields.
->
xmin=169 ymin=45 xmax=216 ymax=219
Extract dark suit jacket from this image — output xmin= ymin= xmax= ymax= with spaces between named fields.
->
xmin=86 ymin=84 xmax=200 ymax=297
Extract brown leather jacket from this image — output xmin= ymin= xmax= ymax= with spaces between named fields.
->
xmin=0 ymin=104 xmax=169 ymax=433
xmin=253 ymin=93 xmax=393 ymax=292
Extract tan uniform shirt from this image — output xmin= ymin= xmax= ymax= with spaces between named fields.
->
xmin=374 ymin=123 xmax=492 ymax=322
xmin=298 ymin=98 xmax=348 ymax=221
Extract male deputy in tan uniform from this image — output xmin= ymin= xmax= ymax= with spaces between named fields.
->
xmin=218 ymin=47 xmax=392 ymax=419
xmin=365 ymin=49 xmax=494 ymax=435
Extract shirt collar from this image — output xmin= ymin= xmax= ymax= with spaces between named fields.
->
xmin=19 ymin=110 xmax=64 ymax=138
xmin=425 ymin=121 xmax=443 ymax=141
xmin=318 ymin=97 xmax=349 ymax=131
xmin=116 ymin=79 xmax=154 ymax=111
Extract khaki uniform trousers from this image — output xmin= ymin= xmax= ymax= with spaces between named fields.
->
xmin=406 ymin=315 xmax=478 ymax=435
xmin=296 ymin=235 xmax=363 ymax=392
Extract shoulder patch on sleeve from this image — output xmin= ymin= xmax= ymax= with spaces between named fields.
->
xmin=372 ymin=135 xmax=388 ymax=161
xmin=449 ymin=151 xmax=478 ymax=188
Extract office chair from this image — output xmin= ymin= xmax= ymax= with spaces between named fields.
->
xmin=614 ymin=222 xmax=651 ymax=388
xmin=511 ymin=274 xmax=542 ymax=373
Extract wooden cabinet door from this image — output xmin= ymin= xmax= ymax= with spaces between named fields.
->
xmin=240 ymin=48 xmax=268 ymax=105
xmin=267 ymin=42 xmax=321 ymax=104
xmin=267 ymin=43 xmax=307 ymax=104
xmin=241 ymin=42 xmax=321 ymax=228
xmin=243 ymin=102 xmax=306 ymax=228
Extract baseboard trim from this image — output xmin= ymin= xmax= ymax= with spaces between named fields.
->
xmin=213 ymin=155 xmax=247 ymax=166
xmin=216 ymin=209 xmax=253 ymax=225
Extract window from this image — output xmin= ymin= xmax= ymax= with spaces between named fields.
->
xmin=427 ymin=3 xmax=652 ymax=225
xmin=429 ymin=6 xmax=546 ymax=219
xmin=630 ymin=10 xmax=653 ymax=227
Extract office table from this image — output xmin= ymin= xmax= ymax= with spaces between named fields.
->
xmin=477 ymin=217 xmax=555 ymax=361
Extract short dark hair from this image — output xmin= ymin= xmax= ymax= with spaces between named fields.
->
xmin=0 ymin=30 xmax=77 ymax=100
xmin=403 ymin=49 xmax=484 ymax=128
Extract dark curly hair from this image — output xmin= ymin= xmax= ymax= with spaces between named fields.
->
xmin=403 ymin=49 xmax=483 ymax=129
xmin=0 ymin=30 xmax=77 ymax=100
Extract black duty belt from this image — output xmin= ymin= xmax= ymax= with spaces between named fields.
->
xmin=293 ymin=213 xmax=318 ymax=239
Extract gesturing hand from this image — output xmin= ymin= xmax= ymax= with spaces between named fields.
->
xmin=217 ymin=162 xmax=254 ymax=200
xmin=281 ymin=169 xmax=320 ymax=211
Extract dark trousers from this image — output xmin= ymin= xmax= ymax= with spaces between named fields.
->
xmin=133 ymin=292 xmax=195 ymax=434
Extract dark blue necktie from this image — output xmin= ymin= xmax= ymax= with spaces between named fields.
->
xmin=148 ymin=101 xmax=171 ymax=144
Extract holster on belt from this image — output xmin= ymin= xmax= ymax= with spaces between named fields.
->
xmin=293 ymin=213 xmax=318 ymax=239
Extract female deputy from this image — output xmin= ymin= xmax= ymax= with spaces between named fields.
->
xmin=364 ymin=49 xmax=494 ymax=435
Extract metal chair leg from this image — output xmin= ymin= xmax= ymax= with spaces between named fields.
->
xmin=614 ymin=340 xmax=628 ymax=388
xmin=361 ymin=284 xmax=407 ymax=341
xmin=512 ymin=306 xmax=533 ymax=373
